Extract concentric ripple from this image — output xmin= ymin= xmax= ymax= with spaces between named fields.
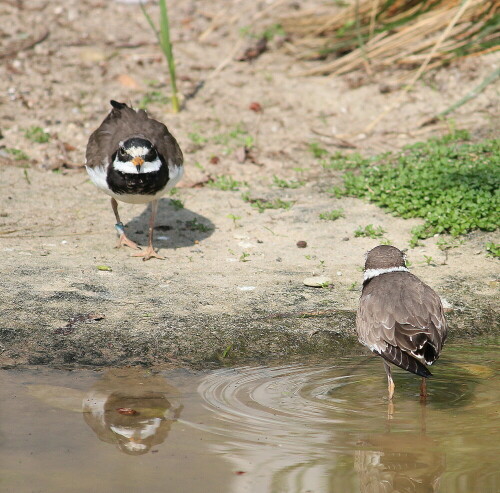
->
xmin=183 ymin=345 xmax=499 ymax=493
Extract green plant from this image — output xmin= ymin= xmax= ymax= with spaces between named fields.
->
xmin=188 ymin=132 xmax=208 ymax=145
xmin=239 ymin=252 xmax=250 ymax=262
xmin=308 ymin=142 xmax=329 ymax=158
xmin=185 ymin=218 xmax=212 ymax=232
xmin=322 ymin=151 xmax=373 ymax=170
xmin=354 ymin=224 xmax=386 ymax=238
xmin=170 ymin=198 xmax=184 ymax=210
xmin=348 ymin=281 xmax=359 ymax=291
xmin=209 ymin=175 xmax=242 ymax=191
xmin=342 ymin=133 xmax=499 ymax=245
xmin=485 ymin=242 xmax=500 ymax=259
xmin=5 ymin=148 xmax=29 ymax=161
xmin=227 ymin=214 xmax=242 ymax=226
xmin=409 ymin=237 xmax=422 ymax=248
xmin=319 ymin=209 xmax=345 ymax=221
xmin=212 ymin=125 xmax=253 ymax=154
xmin=242 ymin=193 xmax=293 ymax=213
xmin=138 ymin=91 xmax=169 ymax=109
xmin=272 ymin=175 xmax=304 ymax=189
xmin=24 ymin=126 xmax=49 ymax=143
xmin=326 ymin=185 xmax=345 ymax=198
xmin=423 ymin=255 xmax=435 ymax=266
xmin=140 ymin=0 xmax=180 ymax=113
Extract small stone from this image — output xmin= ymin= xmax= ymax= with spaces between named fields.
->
xmin=303 ymin=276 xmax=332 ymax=288
xmin=342 ymin=237 xmax=349 ymax=241
xmin=296 ymin=240 xmax=307 ymax=248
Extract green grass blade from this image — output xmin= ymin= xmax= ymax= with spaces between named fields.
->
xmin=159 ymin=0 xmax=180 ymax=113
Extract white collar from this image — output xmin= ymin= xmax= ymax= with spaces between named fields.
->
xmin=364 ymin=266 xmax=409 ymax=281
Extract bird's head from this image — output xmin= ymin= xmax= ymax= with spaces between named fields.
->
xmin=112 ymin=137 xmax=161 ymax=174
xmin=364 ymin=245 xmax=407 ymax=271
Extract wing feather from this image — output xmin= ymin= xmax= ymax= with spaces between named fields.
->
xmin=356 ymin=271 xmax=447 ymax=376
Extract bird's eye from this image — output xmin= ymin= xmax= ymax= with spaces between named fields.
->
xmin=146 ymin=148 xmax=157 ymax=161
xmin=118 ymin=148 xmax=127 ymax=159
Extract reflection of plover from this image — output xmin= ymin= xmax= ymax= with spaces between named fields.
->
xmin=356 ymin=245 xmax=447 ymax=399
xmin=85 ymin=100 xmax=183 ymax=260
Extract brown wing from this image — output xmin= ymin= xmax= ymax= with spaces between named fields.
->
xmin=85 ymin=101 xmax=183 ymax=169
xmin=356 ymin=271 xmax=447 ymax=376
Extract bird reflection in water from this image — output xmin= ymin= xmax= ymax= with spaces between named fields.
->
xmin=82 ymin=369 xmax=183 ymax=455
xmin=354 ymin=405 xmax=445 ymax=493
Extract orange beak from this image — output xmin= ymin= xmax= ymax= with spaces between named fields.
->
xmin=132 ymin=157 xmax=144 ymax=169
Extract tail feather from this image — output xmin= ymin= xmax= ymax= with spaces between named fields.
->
xmin=110 ymin=100 xmax=127 ymax=110
xmin=379 ymin=344 xmax=432 ymax=378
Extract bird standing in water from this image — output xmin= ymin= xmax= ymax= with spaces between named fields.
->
xmin=85 ymin=100 xmax=183 ymax=260
xmin=356 ymin=245 xmax=447 ymax=399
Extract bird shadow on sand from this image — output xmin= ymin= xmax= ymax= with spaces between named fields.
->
xmin=124 ymin=197 xmax=214 ymax=250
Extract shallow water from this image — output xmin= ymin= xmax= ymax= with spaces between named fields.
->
xmin=1 ymin=342 xmax=498 ymax=493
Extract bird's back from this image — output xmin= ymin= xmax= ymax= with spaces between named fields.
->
xmin=357 ymin=271 xmax=447 ymax=375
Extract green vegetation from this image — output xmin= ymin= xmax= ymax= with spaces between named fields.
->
xmin=354 ymin=224 xmax=386 ymax=239
xmin=272 ymin=175 xmax=304 ymax=189
xmin=240 ymin=23 xmax=285 ymax=41
xmin=227 ymin=214 xmax=242 ymax=227
xmin=188 ymin=132 xmax=209 ymax=146
xmin=140 ymin=0 xmax=179 ymax=112
xmin=242 ymin=193 xmax=293 ymax=213
xmin=423 ymin=255 xmax=435 ymax=266
xmin=213 ymin=125 xmax=253 ymax=149
xmin=170 ymin=198 xmax=184 ymax=210
xmin=309 ymin=142 xmax=373 ymax=170
xmin=485 ymin=242 xmax=500 ymax=259
xmin=322 ymin=151 xmax=373 ymax=170
xmin=239 ymin=252 xmax=250 ymax=262
xmin=185 ymin=218 xmax=212 ymax=232
xmin=24 ymin=126 xmax=50 ymax=143
xmin=335 ymin=133 xmax=499 ymax=246
xmin=308 ymin=142 xmax=329 ymax=159
xmin=138 ymin=91 xmax=169 ymax=109
xmin=5 ymin=148 xmax=29 ymax=161
xmin=319 ymin=209 xmax=344 ymax=221
xmin=209 ymin=175 xmax=242 ymax=191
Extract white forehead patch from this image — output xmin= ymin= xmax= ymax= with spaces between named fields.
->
xmin=126 ymin=146 xmax=150 ymax=158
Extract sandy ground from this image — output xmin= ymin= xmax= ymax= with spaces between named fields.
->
xmin=0 ymin=0 xmax=498 ymax=368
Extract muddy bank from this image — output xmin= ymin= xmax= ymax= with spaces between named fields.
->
xmin=0 ymin=168 xmax=498 ymax=368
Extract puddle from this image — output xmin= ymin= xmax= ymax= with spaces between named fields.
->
xmin=1 ymin=342 xmax=498 ymax=492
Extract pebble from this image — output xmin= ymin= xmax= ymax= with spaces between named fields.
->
xmin=303 ymin=276 xmax=332 ymax=287
xmin=296 ymin=240 xmax=307 ymax=248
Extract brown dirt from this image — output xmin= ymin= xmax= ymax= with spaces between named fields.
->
xmin=0 ymin=0 xmax=498 ymax=368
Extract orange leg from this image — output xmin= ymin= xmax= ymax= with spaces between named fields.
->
xmin=384 ymin=361 xmax=395 ymax=400
xmin=420 ymin=377 xmax=428 ymax=399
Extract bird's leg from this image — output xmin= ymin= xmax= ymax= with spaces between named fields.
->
xmin=384 ymin=361 xmax=395 ymax=400
xmin=111 ymin=198 xmax=141 ymax=250
xmin=420 ymin=377 xmax=428 ymax=399
xmin=132 ymin=200 xmax=165 ymax=261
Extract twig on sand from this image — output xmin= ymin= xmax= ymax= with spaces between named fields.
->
xmin=0 ymin=28 xmax=49 ymax=58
